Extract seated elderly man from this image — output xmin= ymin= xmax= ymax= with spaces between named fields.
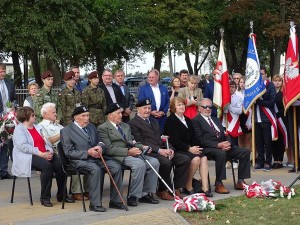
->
xmin=128 ymin=99 xmax=190 ymax=200
xmin=192 ymin=98 xmax=250 ymax=194
xmin=60 ymin=105 xmax=124 ymax=212
xmin=98 ymin=103 xmax=160 ymax=207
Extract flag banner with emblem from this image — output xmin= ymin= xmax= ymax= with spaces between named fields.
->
xmin=213 ymin=39 xmax=230 ymax=118
xmin=283 ymin=25 xmax=300 ymax=112
xmin=244 ymin=33 xmax=266 ymax=113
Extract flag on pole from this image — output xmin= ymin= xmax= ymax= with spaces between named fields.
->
xmin=244 ymin=33 xmax=266 ymax=113
xmin=213 ymin=39 xmax=230 ymax=118
xmin=283 ymin=24 xmax=300 ymax=112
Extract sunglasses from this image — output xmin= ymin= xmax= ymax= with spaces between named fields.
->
xmin=201 ymin=105 xmax=212 ymax=109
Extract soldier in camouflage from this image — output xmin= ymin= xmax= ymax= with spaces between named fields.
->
xmin=59 ymin=71 xmax=82 ymax=126
xmin=33 ymin=70 xmax=62 ymax=123
xmin=82 ymin=71 xmax=106 ymax=127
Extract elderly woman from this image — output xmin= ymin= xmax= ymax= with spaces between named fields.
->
xmin=164 ymin=97 xmax=212 ymax=197
xmin=11 ymin=106 xmax=74 ymax=207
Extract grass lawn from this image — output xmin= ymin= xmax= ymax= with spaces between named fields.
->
xmin=180 ymin=185 xmax=300 ymax=225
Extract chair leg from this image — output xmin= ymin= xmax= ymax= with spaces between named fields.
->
xmin=208 ymin=172 xmax=211 ymax=192
xmin=10 ymin=176 xmax=16 ymax=203
xmin=27 ymin=177 xmax=33 ymax=205
xmin=78 ymin=174 xmax=86 ymax=212
xmin=69 ymin=175 xmax=73 ymax=195
xmin=62 ymin=174 xmax=68 ymax=209
xmin=100 ymin=172 xmax=105 ymax=204
xmin=231 ymin=161 xmax=236 ymax=189
xmin=127 ymin=170 xmax=132 ymax=199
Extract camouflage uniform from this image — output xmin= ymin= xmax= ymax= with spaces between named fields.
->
xmin=82 ymin=85 xmax=106 ymax=127
xmin=59 ymin=87 xmax=82 ymax=126
xmin=33 ymin=87 xmax=62 ymax=123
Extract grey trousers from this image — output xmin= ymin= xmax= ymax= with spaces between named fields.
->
xmin=123 ymin=155 xmax=159 ymax=198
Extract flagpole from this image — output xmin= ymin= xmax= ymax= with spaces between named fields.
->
xmin=249 ymin=20 xmax=256 ymax=171
xmin=293 ymin=106 xmax=299 ymax=173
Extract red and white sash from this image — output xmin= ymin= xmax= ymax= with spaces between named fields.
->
xmin=226 ymin=111 xmax=243 ymax=137
xmin=274 ymin=104 xmax=288 ymax=148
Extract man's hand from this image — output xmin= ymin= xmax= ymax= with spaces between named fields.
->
xmin=150 ymin=110 xmax=160 ymax=118
xmin=188 ymin=146 xmax=203 ymax=154
xmin=217 ymin=141 xmax=231 ymax=151
xmin=127 ymin=147 xmax=141 ymax=157
xmin=39 ymin=151 xmax=53 ymax=161
xmin=159 ymin=149 xmax=174 ymax=159
xmin=88 ymin=146 xmax=102 ymax=158
xmin=125 ymin=108 xmax=132 ymax=115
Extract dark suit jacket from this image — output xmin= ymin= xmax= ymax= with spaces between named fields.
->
xmin=203 ymin=79 xmax=217 ymax=117
xmin=128 ymin=115 xmax=168 ymax=153
xmin=0 ymin=79 xmax=16 ymax=113
xmin=192 ymin=114 xmax=229 ymax=148
xmin=164 ymin=113 xmax=196 ymax=153
xmin=99 ymin=82 xmax=127 ymax=109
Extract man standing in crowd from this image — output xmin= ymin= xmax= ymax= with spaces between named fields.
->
xmin=193 ymin=98 xmax=250 ymax=194
xmin=98 ymin=103 xmax=159 ymax=207
xmin=138 ymin=69 xmax=169 ymax=133
xmin=129 ymin=99 xmax=190 ymax=200
xmin=114 ymin=70 xmax=134 ymax=122
xmin=34 ymin=70 xmax=62 ymax=123
xmin=61 ymin=66 xmax=87 ymax=93
xmin=254 ymin=67 xmax=276 ymax=172
xmin=179 ymin=69 xmax=189 ymax=87
xmin=61 ymin=105 xmax=124 ymax=212
xmin=0 ymin=63 xmax=16 ymax=180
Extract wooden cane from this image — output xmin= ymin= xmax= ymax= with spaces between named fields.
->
xmin=99 ymin=154 xmax=128 ymax=211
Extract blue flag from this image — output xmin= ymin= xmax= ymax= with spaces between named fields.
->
xmin=244 ymin=34 xmax=266 ymax=113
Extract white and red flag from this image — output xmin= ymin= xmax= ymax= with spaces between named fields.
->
xmin=213 ymin=39 xmax=230 ymax=118
xmin=283 ymin=24 xmax=300 ymax=112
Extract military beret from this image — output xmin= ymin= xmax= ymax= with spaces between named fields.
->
xmin=88 ymin=71 xmax=99 ymax=79
xmin=41 ymin=70 xmax=53 ymax=79
xmin=135 ymin=98 xmax=152 ymax=107
xmin=72 ymin=105 xmax=89 ymax=117
xmin=105 ymin=103 xmax=121 ymax=115
xmin=64 ymin=71 xmax=75 ymax=81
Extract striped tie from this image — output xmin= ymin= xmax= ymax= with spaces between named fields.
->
xmin=208 ymin=117 xmax=220 ymax=138
xmin=0 ymin=80 xmax=8 ymax=109
xmin=117 ymin=124 xmax=127 ymax=141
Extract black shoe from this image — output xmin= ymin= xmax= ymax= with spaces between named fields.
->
xmin=127 ymin=196 xmax=137 ymax=206
xmin=139 ymin=194 xmax=159 ymax=204
xmin=204 ymin=190 xmax=213 ymax=197
xmin=41 ymin=200 xmax=53 ymax=207
xmin=1 ymin=174 xmax=14 ymax=180
xmin=182 ymin=188 xmax=195 ymax=195
xmin=288 ymin=167 xmax=300 ymax=173
xmin=109 ymin=201 xmax=126 ymax=210
xmin=277 ymin=163 xmax=284 ymax=169
xmin=57 ymin=195 xmax=75 ymax=203
xmin=272 ymin=163 xmax=278 ymax=169
xmin=89 ymin=205 xmax=106 ymax=212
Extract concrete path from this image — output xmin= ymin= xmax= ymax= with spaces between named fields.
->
xmin=0 ymin=161 xmax=299 ymax=225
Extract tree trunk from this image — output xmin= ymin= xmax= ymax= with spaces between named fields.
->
xmin=23 ymin=55 xmax=28 ymax=88
xmin=185 ymin=52 xmax=193 ymax=75
xmin=269 ymin=45 xmax=275 ymax=78
xmin=154 ymin=46 xmax=164 ymax=72
xmin=11 ymin=51 xmax=22 ymax=87
xmin=95 ymin=47 xmax=104 ymax=83
xmin=273 ymin=38 xmax=282 ymax=76
xmin=194 ymin=48 xmax=199 ymax=75
xmin=168 ymin=44 xmax=173 ymax=76
xmin=198 ymin=46 xmax=210 ymax=73
xmin=30 ymin=49 xmax=42 ymax=87
xmin=46 ymin=58 xmax=61 ymax=87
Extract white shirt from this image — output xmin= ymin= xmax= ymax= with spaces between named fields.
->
xmin=150 ymin=83 xmax=161 ymax=110
xmin=200 ymin=114 xmax=220 ymax=132
xmin=175 ymin=113 xmax=188 ymax=128
xmin=106 ymin=84 xmax=117 ymax=103
xmin=226 ymin=93 xmax=243 ymax=115
xmin=39 ymin=119 xmax=64 ymax=150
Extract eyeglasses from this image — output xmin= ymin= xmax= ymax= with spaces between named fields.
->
xmin=201 ymin=105 xmax=212 ymax=109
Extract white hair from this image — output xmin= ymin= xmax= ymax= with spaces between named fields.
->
xmin=41 ymin=102 xmax=56 ymax=116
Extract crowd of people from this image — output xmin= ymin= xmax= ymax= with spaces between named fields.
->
xmin=0 ymin=63 xmax=295 ymax=213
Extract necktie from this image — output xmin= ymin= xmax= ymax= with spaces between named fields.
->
xmin=117 ymin=124 xmax=126 ymax=140
xmin=207 ymin=117 xmax=220 ymax=138
xmin=146 ymin=118 xmax=151 ymax=125
xmin=0 ymin=80 xmax=8 ymax=109
xmin=82 ymin=127 xmax=89 ymax=137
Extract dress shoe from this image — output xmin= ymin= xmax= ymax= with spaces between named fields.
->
xmin=215 ymin=184 xmax=230 ymax=194
xmin=235 ymin=181 xmax=246 ymax=190
xmin=72 ymin=193 xmax=88 ymax=201
xmin=175 ymin=189 xmax=183 ymax=199
xmin=57 ymin=195 xmax=75 ymax=203
xmin=139 ymin=194 xmax=159 ymax=204
xmin=84 ymin=192 xmax=89 ymax=199
xmin=156 ymin=190 xmax=173 ymax=200
xmin=204 ymin=190 xmax=213 ymax=197
xmin=109 ymin=201 xmax=125 ymax=210
xmin=89 ymin=205 xmax=106 ymax=212
xmin=182 ymin=188 xmax=195 ymax=195
xmin=127 ymin=196 xmax=138 ymax=206
xmin=1 ymin=174 xmax=14 ymax=180
xmin=41 ymin=200 xmax=53 ymax=207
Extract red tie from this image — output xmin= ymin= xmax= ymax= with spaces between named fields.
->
xmin=208 ymin=117 xmax=220 ymax=138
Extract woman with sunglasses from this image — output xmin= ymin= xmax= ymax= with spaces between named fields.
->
xmin=11 ymin=107 xmax=73 ymax=207
xmin=164 ymin=97 xmax=212 ymax=197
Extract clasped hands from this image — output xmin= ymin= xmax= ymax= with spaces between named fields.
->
xmin=217 ymin=141 xmax=231 ymax=151
xmin=128 ymin=146 xmax=152 ymax=157
xmin=88 ymin=146 xmax=103 ymax=158
xmin=39 ymin=151 xmax=53 ymax=161
xmin=150 ymin=110 xmax=165 ymax=118
xmin=188 ymin=146 xmax=203 ymax=155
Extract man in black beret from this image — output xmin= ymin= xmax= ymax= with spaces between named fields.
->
xmin=98 ymin=103 xmax=160 ymax=207
xmin=60 ymin=105 xmax=124 ymax=212
xmin=128 ymin=99 xmax=191 ymax=200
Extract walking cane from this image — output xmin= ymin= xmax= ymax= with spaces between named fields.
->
xmin=161 ymin=135 xmax=176 ymax=198
xmin=98 ymin=142 xmax=128 ymax=211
